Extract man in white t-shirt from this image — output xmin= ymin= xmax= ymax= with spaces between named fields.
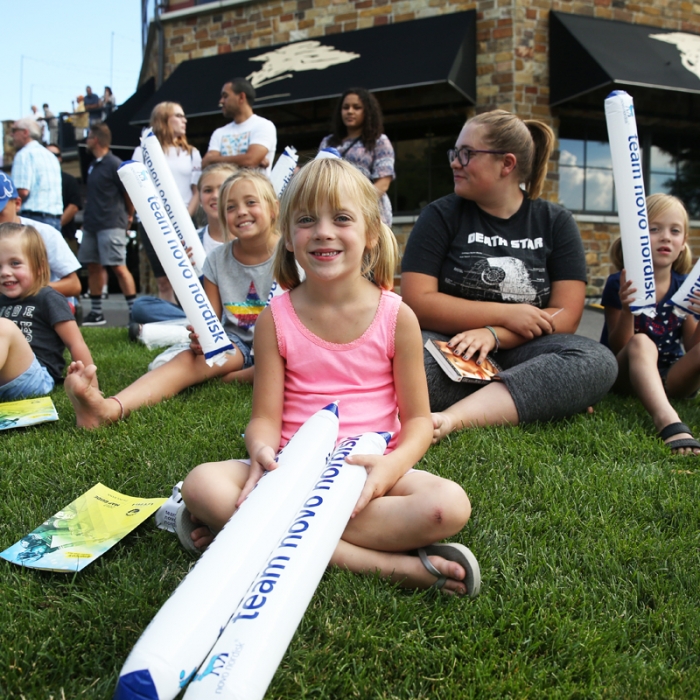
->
xmin=202 ymin=78 xmax=277 ymax=176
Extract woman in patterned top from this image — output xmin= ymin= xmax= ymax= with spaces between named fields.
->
xmin=319 ymin=87 xmax=395 ymax=226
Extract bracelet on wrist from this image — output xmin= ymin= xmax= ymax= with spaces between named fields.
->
xmin=484 ymin=325 xmax=500 ymax=352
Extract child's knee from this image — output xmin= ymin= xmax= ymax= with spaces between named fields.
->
xmin=425 ymin=479 xmax=472 ymax=536
xmin=181 ymin=461 xmax=219 ymax=507
xmin=0 ymin=317 xmax=23 ymax=340
xmin=628 ymin=333 xmax=657 ymax=359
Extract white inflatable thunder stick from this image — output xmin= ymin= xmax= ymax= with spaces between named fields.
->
xmin=140 ymin=129 xmax=208 ymax=277
xmin=604 ymin=91 xmax=656 ymax=316
xmin=183 ymin=432 xmax=390 ymax=700
xmin=315 ymin=147 xmax=341 ymax=160
xmin=118 ymin=162 xmax=234 ymax=365
xmin=269 ymin=146 xmax=298 ymax=198
xmin=669 ymin=257 xmax=700 ymax=318
xmin=113 ymin=403 xmax=340 ymax=700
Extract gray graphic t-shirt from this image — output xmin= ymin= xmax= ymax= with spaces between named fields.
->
xmin=202 ymin=242 xmax=282 ymax=345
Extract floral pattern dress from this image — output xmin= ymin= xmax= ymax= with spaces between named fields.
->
xmin=319 ymin=134 xmax=395 ymax=226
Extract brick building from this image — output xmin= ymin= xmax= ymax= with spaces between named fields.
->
xmin=128 ymin=0 xmax=700 ymax=295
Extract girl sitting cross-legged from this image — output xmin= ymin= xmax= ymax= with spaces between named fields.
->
xmin=178 ymin=158 xmax=480 ymax=596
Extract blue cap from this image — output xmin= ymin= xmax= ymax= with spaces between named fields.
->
xmin=315 ymin=147 xmax=341 ymax=160
xmin=322 ymin=402 xmax=340 ymax=417
xmin=378 ymin=432 xmax=392 ymax=445
xmin=0 ymin=172 xmax=19 ymax=213
xmin=113 ymin=669 xmax=159 ymax=700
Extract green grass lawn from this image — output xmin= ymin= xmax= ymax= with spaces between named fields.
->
xmin=1 ymin=328 xmax=700 ymax=698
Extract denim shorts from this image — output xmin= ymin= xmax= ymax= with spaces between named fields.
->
xmin=227 ymin=332 xmax=254 ymax=369
xmin=0 ymin=357 xmax=54 ymax=401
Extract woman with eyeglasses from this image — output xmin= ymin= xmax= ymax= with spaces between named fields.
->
xmin=401 ymin=110 xmax=617 ymax=442
xmin=319 ymin=87 xmax=395 ymax=226
xmin=132 ymin=102 xmax=203 ymax=305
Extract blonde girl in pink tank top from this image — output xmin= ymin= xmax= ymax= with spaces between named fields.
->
xmin=180 ymin=159 xmax=480 ymax=596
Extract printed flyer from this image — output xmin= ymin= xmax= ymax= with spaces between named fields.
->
xmin=0 ymin=396 xmax=58 ymax=430
xmin=1 ymin=484 xmax=166 ymax=572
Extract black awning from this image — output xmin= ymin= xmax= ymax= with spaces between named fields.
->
xmin=550 ymin=11 xmax=700 ymax=106
xmin=131 ymin=11 xmax=476 ymax=124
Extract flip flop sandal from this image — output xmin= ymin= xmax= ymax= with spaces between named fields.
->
xmin=418 ymin=542 xmax=481 ymax=597
xmin=175 ymin=505 xmax=207 ymax=556
xmin=658 ymin=422 xmax=700 ymax=455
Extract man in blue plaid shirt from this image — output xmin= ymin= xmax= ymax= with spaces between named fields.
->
xmin=11 ymin=118 xmax=63 ymax=231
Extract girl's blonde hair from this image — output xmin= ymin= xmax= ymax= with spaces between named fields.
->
xmin=149 ymin=101 xmax=193 ymax=154
xmin=275 ymin=158 xmax=398 ymax=290
xmin=610 ymin=193 xmax=693 ymax=274
xmin=197 ymin=163 xmax=238 ymax=194
xmin=0 ymin=222 xmax=50 ymax=296
xmin=217 ymin=169 xmax=279 ymax=243
xmin=468 ymin=110 xmax=554 ymax=200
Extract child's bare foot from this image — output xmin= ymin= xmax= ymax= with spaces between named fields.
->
xmin=191 ymin=525 xmax=214 ymax=551
xmin=432 ymin=412 xmax=457 ymax=444
xmin=65 ymin=361 xmax=121 ymax=429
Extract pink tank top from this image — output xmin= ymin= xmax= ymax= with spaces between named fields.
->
xmin=270 ymin=289 xmax=402 ymax=451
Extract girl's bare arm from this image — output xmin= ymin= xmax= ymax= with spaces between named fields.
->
xmin=347 ymin=303 xmax=433 ymax=516
xmin=54 ymin=320 xmax=93 ymax=367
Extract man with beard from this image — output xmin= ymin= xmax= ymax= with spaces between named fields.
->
xmin=202 ymin=78 xmax=276 ymax=175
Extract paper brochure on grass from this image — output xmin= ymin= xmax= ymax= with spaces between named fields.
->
xmin=0 ymin=483 xmax=166 ymax=573
xmin=0 ymin=396 xmax=58 ymax=430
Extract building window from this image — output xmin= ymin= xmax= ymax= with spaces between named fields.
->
xmin=652 ymin=143 xmax=700 ymax=218
xmin=558 ymin=132 xmax=700 ymax=217
xmin=558 ymin=138 xmax=616 ymax=213
xmin=388 ymin=135 xmax=455 ymax=216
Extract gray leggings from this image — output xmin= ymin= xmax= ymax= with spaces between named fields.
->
xmin=424 ymin=330 xmax=618 ymax=424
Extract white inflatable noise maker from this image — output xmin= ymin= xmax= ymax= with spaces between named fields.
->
xmin=183 ymin=432 xmax=390 ymax=700
xmin=113 ymin=403 xmax=340 ymax=700
xmin=139 ymin=129 xmax=208 ymax=277
xmin=269 ymin=146 xmax=299 ymax=198
xmin=669 ymin=257 xmax=700 ymax=318
xmin=117 ymin=162 xmax=233 ymax=365
xmin=604 ymin=91 xmax=656 ymax=316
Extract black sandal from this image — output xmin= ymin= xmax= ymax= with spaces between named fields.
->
xmin=658 ymin=422 xmax=700 ymax=454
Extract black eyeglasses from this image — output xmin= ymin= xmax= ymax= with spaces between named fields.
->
xmin=447 ymin=146 xmax=508 ymax=167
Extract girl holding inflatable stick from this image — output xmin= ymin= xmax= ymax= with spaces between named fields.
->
xmin=601 ymin=194 xmax=700 ymax=455
xmin=65 ymin=170 xmax=283 ymax=428
xmin=130 ymin=163 xmax=238 ymax=326
xmin=180 ymin=158 xmax=478 ymax=595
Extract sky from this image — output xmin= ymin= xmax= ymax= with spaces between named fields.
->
xmin=0 ymin=0 xmax=147 ymax=123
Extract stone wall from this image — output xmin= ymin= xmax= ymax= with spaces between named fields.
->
xmin=145 ymin=0 xmax=700 ymax=295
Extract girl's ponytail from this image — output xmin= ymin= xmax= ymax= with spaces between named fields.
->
xmin=364 ymin=223 xmax=398 ymax=290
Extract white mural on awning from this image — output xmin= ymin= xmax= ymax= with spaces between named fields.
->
xmin=650 ymin=32 xmax=700 ymax=80
xmin=247 ymin=40 xmax=360 ymax=89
